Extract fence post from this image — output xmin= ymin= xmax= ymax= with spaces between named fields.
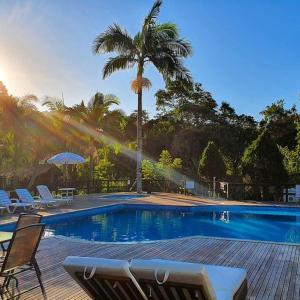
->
xmin=226 ymin=183 xmax=229 ymax=199
xmin=213 ymin=177 xmax=216 ymax=198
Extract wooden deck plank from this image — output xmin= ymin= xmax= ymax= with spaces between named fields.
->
xmin=274 ymin=244 xmax=295 ymax=299
xmin=265 ymin=244 xmax=290 ymax=300
xmin=255 ymin=242 xmax=283 ymax=299
xmin=7 ymin=236 xmax=300 ymax=300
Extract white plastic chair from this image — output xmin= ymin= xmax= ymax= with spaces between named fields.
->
xmin=36 ymin=185 xmax=69 ymax=206
xmin=16 ymin=189 xmax=54 ymax=209
xmin=0 ymin=190 xmax=33 ymax=213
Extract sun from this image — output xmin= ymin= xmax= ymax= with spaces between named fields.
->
xmin=0 ymin=67 xmax=7 ymax=84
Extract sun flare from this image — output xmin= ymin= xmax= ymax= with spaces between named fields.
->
xmin=0 ymin=67 xmax=7 ymax=84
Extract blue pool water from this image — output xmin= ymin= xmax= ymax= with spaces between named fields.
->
xmin=2 ymin=204 xmax=300 ymax=244
xmin=100 ymin=194 xmax=147 ymax=200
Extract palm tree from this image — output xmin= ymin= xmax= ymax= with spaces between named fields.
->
xmin=71 ymin=92 xmax=120 ymax=182
xmin=92 ymin=0 xmax=192 ymax=193
xmin=79 ymin=92 xmax=120 ymax=128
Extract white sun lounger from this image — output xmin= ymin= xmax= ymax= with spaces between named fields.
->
xmin=63 ymin=257 xmax=247 ymax=300
xmin=37 ymin=185 xmax=69 ymax=206
xmin=63 ymin=256 xmax=148 ymax=300
xmin=0 ymin=190 xmax=33 ymax=213
xmin=130 ymin=259 xmax=247 ymax=300
xmin=16 ymin=188 xmax=55 ymax=209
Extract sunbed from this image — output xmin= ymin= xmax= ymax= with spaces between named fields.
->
xmin=37 ymin=185 xmax=69 ymax=206
xmin=16 ymin=188 xmax=55 ymax=208
xmin=130 ymin=258 xmax=247 ymax=300
xmin=63 ymin=256 xmax=148 ymax=300
xmin=63 ymin=257 xmax=247 ymax=300
xmin=0 ymin=190 xmax=33 ymax=213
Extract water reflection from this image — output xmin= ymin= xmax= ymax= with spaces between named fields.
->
xmin=213 ymin=211 xmax=230 ymax=223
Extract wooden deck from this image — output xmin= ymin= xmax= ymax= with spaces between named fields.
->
xmin=14 ymin=236 xmax=300 ymax=300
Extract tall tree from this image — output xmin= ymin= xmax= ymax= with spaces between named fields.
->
xmin=92 ymin=0 xmax=192 ymax=192
xmin=198 ymin=141 xmax=226 ymax=180
xmin=260 ymin=100 xmax=299 ymax=148
xmin=240 ymin=129 xmax=287 ymax=184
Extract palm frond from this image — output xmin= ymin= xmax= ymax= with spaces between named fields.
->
xmin=163 ymin=38 xmax=192 ymax=57
xmin=102 ymin=55 xmax=137 ymax=79
xmin=150 ymin=54 xmax=192 ymax=83
xmin=144 ymin=0 xmax=162 ymax=26
xmin=19 ymin=94 xmax=39 ymax=110
xmin=92 ymin=23 xmax=136 ymax=55
xmin=103 ymin=94 xmax=120 ymax=106
xmin=140 ymin=0 xmax=163 ymax=49
xmin=42 ymin=97 xmax=66 ymax=112
xmin=89 ymin=92 xmax=105 ymax=109
xmin=154 ymin=23 xmax=178 ymax=39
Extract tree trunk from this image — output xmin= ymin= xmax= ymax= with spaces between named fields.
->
xmin=136 ymin=88 xmax=143 ymax=193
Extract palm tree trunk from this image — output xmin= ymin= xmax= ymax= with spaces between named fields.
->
xmin=136 ymin=88 xmax=143 ymax=193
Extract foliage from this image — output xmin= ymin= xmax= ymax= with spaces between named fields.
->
xmin=142 ymin=150 xmax=182 ymax=181
xmin=198 ymin=141 xmax=226 ymax=180
xmin=155 ymin=79 xmax=217 ymax=125
xmin=260 ymin=100 xmax=299 ymax=148
xmin=279 ymin=122 xmax=300 ymax=176
xmin=240 ymin=130 xmax=288 ymax=184
xmin=0 ymin=72 xmax=298 ymax=191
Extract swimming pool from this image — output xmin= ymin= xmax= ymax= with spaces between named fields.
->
xmin=2 ymin=204 xmax=300 ymax=244
xmin=100 ymin=194 xmax=147 ymax=200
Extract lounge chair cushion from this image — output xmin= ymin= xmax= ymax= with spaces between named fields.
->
xmin=142 ymin=259 xmax=247 ymax=300
xmin=0 ymin=190 xmax=12 ymax=206
xmin=130 ymin=258 xmax=216 ymax=300
xmin=63 ymin=256 xmax=148 ymax=299
xmin=16 ymin=189 xmax=33 ymax=203
xmin=64 ymin=256 xmax=133 ymax=278
xmin=37 ymin=185 xmax=60 ymax=201
xmin=205 ymin=264 xmax=246 ymax=300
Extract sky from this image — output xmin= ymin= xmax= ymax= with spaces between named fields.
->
xmin=0 ymin=0 xmax=299 ymax=119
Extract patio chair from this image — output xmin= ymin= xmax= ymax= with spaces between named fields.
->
xmin=63 ymin=256 xmax=148 ymax=300
xmin=0 ymin=190 xmax=33 ymax=214
xmin=130 ymin=258 xmax=247 ymax=300
xmin=37 ymin=185 xmax=70 ymax=206
xmin=16 ymin=188 xmax=55 ymax=209
xmin=0 ymin=213 xmax=43 ymax=255
xmin=0 ymin=224 xmax=46 ymax=299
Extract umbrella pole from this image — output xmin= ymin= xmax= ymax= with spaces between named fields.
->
xmin=65 ymin=163 xmax=68 ymax=187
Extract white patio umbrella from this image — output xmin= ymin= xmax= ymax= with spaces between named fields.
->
xmin=47 ymin=152 xmax=85 ymax=165
xmin=47 ymin=152 xmax=85 ymax=185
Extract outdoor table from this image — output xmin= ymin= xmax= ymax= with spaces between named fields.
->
xmin=58 ymin=188 xmax=76 ymax=200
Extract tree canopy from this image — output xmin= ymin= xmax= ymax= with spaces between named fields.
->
xmin=0 ymin=74 xmax=298 ymax=193
xmin=240 ymin=130 xmax=288 ymax=184
xmin=198 ymin=141 xmax=226 ymax=180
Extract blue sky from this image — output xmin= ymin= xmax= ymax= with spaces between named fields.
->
xmin=0 ymin=0 xmax=299 ymax=119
